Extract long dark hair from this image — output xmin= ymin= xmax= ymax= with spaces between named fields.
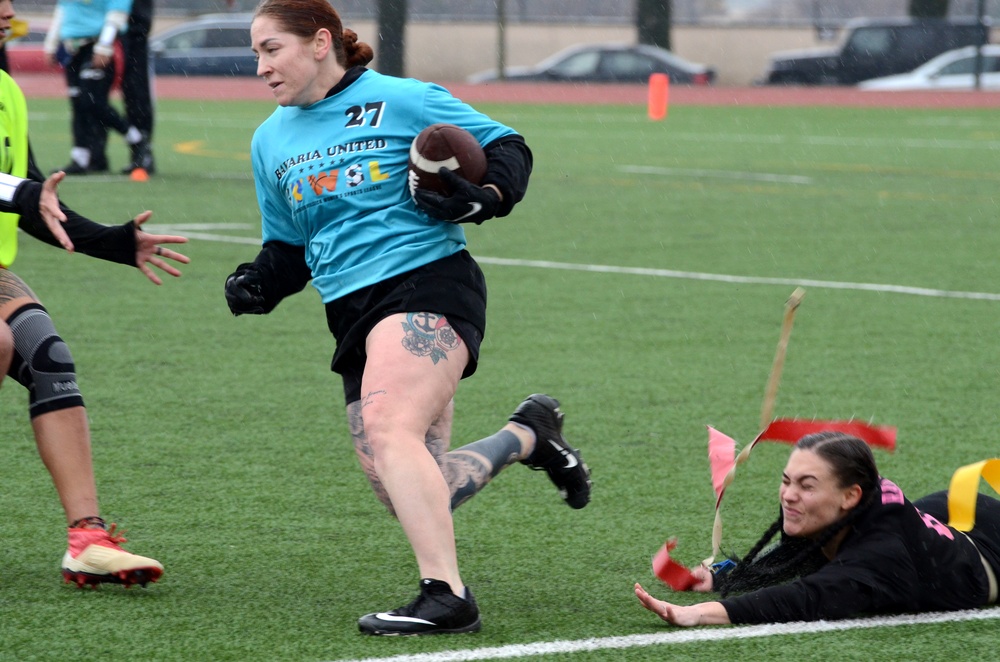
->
xmin=718 ymin=432 xmax=881 ymax=596
xmin=253 ymin=0 xmax=374 ymax=68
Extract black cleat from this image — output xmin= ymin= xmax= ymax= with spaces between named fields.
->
xmin=122 ymin=132 xmax=155 ymax=175
xmin=358 ymin=579 xmax=481 ymax=636
xmin=511 ymin=394 xmax=592 ymax=509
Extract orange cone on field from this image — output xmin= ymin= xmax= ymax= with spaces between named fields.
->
xmin=130 ymin=167 xmax=149 ymax=182
xmin=648 ymin=73 xmax=669 ymax=121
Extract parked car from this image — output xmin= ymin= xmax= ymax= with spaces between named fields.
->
xmin=149 ymin=13 xmax=256 ymax=77
xmin=467 ymin=43 xmax=715 ymax=85
xmin=4 ymin=23 xmax=62 ymax=74
xmin=859 ymin=44 xmax=1000 ymax=90
xmin=760 ymin=17 xmax=990 ymax=85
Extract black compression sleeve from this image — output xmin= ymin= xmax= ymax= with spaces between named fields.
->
xmin=245 ymin=240 xmax=313 ymax=303
xmin=481 ymin=135 xmax=533 ymax=218
xmin=8 ymin=179 xmax=42 ymax=215
xmin=14 ymin=141 xmax=138 ymax=265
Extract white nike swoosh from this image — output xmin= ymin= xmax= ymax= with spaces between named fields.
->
xmin=374 ymin=612 xmax=435 ymax=625
xmin=548 ymin=439 xmax=578 ymax=468
xmin=454 ymin=202 xmax=483 ymax=222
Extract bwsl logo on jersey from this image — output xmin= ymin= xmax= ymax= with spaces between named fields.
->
xmin=308 ymin=171 xmax=338 ymax=195
xmin=286 ymin=161 xmax=392 ymax=206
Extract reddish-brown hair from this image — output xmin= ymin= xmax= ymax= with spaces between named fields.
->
xmin=253 ymin=0 xmax=374 ymax=68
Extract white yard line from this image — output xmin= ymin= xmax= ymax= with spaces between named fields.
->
xmin=157 ymin=224 xmax=1000 ymax=302
xmin=335 ymin=607 xmax=1000 ymax=662
xmin=616 ymin=165 xmax=812 ymax=184
xmin=474 ymin=256 xmax=1000 ymax=301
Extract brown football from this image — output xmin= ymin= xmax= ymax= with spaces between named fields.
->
xmin=407 ymin=123 xmax=487 ymax=197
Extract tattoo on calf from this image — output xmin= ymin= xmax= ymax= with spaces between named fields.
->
xmin=445 ymin=453 xmax=491 ymax=510
xmin=400 ymin=312 xmax=462 ymax=364
xmin=443 ymin=430 xmax=522 ymax=510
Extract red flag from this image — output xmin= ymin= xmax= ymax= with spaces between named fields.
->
xmin=759 ymin=419 xmax=896 ymax=451
xmin=707 ymin=426 xmax=736 ymax=507
xmin=652 ymin=538 xmax=698 ymax=591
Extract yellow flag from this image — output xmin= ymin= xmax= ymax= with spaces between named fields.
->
xmin=948 ymin=459 xmax=1000 ymax=532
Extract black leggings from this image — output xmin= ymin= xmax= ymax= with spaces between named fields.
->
xmin=915 ymin=490 xmax=1000 ymax=580
xmin=65 ymin=42 xmax=129 ymax=166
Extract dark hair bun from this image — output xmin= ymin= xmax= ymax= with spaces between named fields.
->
xmin=343 ymin=29 xmax=374 ymax=67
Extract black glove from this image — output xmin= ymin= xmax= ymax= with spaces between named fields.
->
xmin=413 ymin=167 xmax=500 ymax=225
xmin=225 ymin=263 xmax=272 ymax=316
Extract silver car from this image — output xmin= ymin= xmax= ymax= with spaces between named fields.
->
xmin=150 ymin=14 xmax=256 ymax=77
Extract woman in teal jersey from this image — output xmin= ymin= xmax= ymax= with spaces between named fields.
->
xmin=225 ymin=0 xmax=592 ymax=636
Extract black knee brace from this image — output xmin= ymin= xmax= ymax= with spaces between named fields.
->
xmin=6 ymin=303 xmax=85 ymax=417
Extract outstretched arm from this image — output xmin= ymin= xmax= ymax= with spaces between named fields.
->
xmin=634 ymin=583 xmax=731 ymax=627
xmin=15 ymin=144 xmax=189 ymax=284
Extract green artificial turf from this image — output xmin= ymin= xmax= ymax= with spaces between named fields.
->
xmin=0 ymin=96 xmax=997 ymax=660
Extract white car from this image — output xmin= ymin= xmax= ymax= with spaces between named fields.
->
xmin=859 ymin=44 xmax=1000 ymax=91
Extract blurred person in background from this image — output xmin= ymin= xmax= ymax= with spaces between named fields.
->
xmin=43 ymin=0 xmax=149 ymax=174
xmin=1 ymin=0 xmax=188 ymax=587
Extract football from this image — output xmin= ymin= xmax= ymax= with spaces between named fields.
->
xmin=407 ymin=123 xmax=487 ymax=197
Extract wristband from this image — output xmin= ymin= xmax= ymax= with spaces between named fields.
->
xmin=97 ymin=22 xmax=118 ymax=50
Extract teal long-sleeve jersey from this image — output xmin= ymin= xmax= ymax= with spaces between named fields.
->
xmin=250 ymin=68 xmax=517 ymax=304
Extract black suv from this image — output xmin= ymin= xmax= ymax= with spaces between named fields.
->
xmin=761 ymin=17 xmax=990 ymax=85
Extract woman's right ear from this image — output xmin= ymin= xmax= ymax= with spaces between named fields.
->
xmin=314 ymin=28 xmax=332 ymax=60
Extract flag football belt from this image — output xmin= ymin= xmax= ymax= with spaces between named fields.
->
xmin=948 ymin=458 xmax=1000 ymax=604
xmin=958 ymin=531 xmax=999 ymax=604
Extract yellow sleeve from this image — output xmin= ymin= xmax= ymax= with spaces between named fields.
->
xmin=0 ymin=70 xmax=30 ymax=267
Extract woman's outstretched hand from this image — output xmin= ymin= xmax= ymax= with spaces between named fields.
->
xmin=133 ymin=211 xmax=191 ymax=285
xmin=634 ymin=583 xmax=731 ymax=627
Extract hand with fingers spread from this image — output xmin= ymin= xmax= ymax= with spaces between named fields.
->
xmin=132 ymin=211 xmax=190 ymax=285
xmin=634 ymin=583 xmax=731 ymax=627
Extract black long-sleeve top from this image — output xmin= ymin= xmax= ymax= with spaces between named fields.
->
xmin=1 ymin=145 xmax=136 ymax=267
xmin=719 ymin=479 xmax=994 ymax=623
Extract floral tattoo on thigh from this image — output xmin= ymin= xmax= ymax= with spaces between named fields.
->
xmin=400 ymin=312 xmax=462 ymax=364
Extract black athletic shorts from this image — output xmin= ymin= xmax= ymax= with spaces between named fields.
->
xmin=325 ymin=249 xmax=487 ymax=404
